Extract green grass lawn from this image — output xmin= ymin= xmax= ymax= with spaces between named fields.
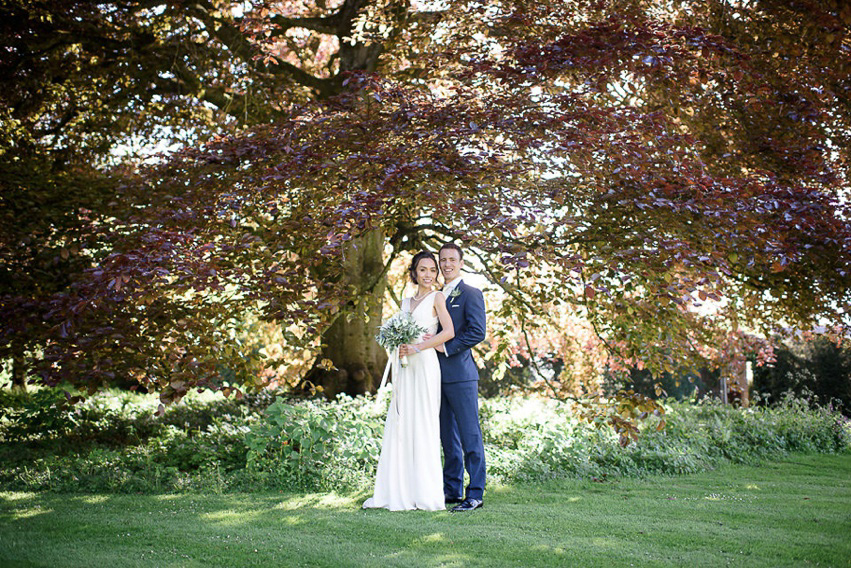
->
xmin=1 ymin=453 xmax=849 ymax=568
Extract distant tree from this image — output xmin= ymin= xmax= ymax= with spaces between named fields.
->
xmin=808 ymin=339 xmax=851 ymax=411
xmin=753 ymin=338 xmax=851 ymax=413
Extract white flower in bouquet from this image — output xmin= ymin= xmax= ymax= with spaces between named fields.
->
xmin=375 ymin=311 xmax=426 ymax=367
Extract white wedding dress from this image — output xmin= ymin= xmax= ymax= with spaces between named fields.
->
xmin=363 ymin=292 xmax=444 ymax=511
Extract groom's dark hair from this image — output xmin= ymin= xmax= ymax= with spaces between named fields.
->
xmin=439 ymin=242 xmax=463 ymax=260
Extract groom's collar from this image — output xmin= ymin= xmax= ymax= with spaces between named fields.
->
xmin=443 ymin=276 xmax=463 ymax=294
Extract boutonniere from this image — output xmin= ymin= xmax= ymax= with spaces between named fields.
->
xmin=448 ymin=287 xmax=462 ymax=300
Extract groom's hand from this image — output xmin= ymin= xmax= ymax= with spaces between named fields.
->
xmin=421 ymin=334 xmax=444 ymax=353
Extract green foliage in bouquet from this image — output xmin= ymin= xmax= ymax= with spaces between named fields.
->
xmin=375 ymin=312 xmax=426 ymax=357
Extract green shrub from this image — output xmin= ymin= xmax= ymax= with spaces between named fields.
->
xmin=752 ymin=338 xmax=851 ymax=414
xmin=1 ymin=387 xmax=847 ymax=493
xmin=0 ymin=388 xmax=259 ymax=493
xmin=476 ymin=395 xmax=849 ymax=484
xmin=245 ymin=393 xmax=384 ymax=491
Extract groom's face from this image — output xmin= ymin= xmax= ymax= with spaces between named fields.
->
xmin=439 ymin=248 xmax=463 ymax=282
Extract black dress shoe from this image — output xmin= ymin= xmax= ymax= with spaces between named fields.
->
xmin=450 ymin=498 xmax=483 ymax=512
xmin=444 ymin=495 xmax=464 ymax=505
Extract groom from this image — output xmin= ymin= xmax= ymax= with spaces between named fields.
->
xmin=435 ymin=242 xmax=487 ymax=512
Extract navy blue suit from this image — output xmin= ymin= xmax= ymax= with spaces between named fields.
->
xmin=437 ymin=280 xmax=487 ymax=501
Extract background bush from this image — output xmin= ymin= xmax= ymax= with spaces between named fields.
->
xmin=0 ymin=389 xmax=273 ymax=493
xmin=1 ymin=387 xmax=848 ymax=494
xmin=752 ymin=338 xmax=851 ymax=414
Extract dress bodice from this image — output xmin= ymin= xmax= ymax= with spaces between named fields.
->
xmin=402 ymin=291 xmax=439 ymax=336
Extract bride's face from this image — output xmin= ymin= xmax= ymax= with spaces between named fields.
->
xmin=415 ymin=258 xmax=438 ymax=288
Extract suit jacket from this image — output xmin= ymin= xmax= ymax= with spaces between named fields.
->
xmin=437 ymin=280 xmax=486 ymax=383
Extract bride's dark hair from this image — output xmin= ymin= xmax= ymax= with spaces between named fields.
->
xmin=409 ymin=250 xmax=438 ymax=285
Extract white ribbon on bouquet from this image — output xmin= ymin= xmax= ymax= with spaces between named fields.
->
xmin=379 ymin=348 xmax=409 ymax=415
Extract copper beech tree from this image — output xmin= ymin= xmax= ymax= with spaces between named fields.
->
xmin=2 ymin=1 xmax=849 ymax=420
xmin=1 ymin=0 xmax=409 ymax=396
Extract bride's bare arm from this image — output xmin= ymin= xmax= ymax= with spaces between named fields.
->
xmin=410 ymin=293 xmax=454 ymax=352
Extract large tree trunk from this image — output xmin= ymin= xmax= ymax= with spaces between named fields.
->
xmin=10 ymin=340 xmax=27 ymax=392
xmin=303 ymin=1 xmax=401 ymax=397
xmin=308 ymin=230 xmax=388 ymax=398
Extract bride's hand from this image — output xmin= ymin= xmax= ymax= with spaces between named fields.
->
xmin=399 ymin=344 xmax=420 ymax=357
xmin=400 ymin=344 xmax=422 ymax=356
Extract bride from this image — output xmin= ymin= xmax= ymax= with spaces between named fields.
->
xmin=363 ymin=250 xmax=455 ymax=511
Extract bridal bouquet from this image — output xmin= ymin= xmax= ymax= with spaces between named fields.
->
xmin=375 ymin=312 xmax=426 ymax=367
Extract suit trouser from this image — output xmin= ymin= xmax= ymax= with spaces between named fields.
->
xmin=440 ymin=380 xmax=486 ymax=500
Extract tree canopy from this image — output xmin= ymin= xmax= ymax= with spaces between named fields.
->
xmin=2 ymin=0 xmax=849 ymax=406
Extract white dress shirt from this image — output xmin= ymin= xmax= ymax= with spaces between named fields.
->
xmin=442 ymin=276 xmax=463 ymax=297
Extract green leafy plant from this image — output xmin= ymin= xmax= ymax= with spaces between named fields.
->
xmin=2 ymin=387 xmax=847 ymax=494
xmin=245 ymin=395 xmax=383 ymax=491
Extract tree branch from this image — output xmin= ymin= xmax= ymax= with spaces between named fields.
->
xmin=269 ymin=13 xmax=342 ymax=36
xmin=520 ymin=319 xmax=579 ymax=402
xmin=33 ymin=104 xmax=79 ymax=138
xmin=188 ymin=0 xmax=339 ymax=98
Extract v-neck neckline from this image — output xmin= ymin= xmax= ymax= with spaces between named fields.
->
xmin=408 ymin=290 xmax=436 ymax=315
